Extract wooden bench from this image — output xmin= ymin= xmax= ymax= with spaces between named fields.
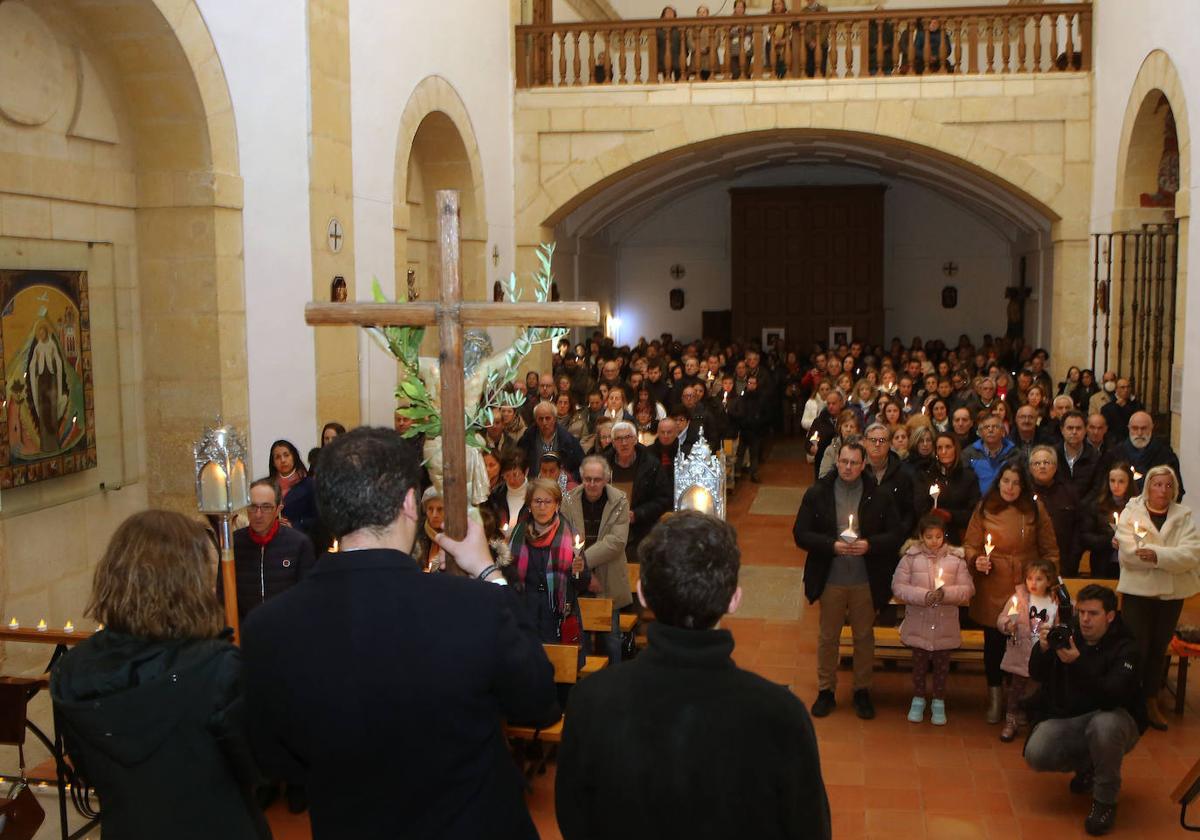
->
xmin=577 ymin=597 xmax=614 ymax=676
xmin=839 ymin=626 xmax=986 ymax=665
xmin=504 ymin=643 xmax=577 ymax=744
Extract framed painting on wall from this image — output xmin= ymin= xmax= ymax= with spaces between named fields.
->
xmin=761 ymin=327 xmax=785 ymax=350
xmin=828 ymin=326 xmax=852 ymax=349
xmin=0 ymin=269 xmax=96 ymax=488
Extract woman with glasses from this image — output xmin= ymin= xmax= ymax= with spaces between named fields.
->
xmin=506 ymin=479 xmax=590 ymax=654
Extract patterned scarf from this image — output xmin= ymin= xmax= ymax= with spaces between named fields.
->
xmin=509 ymin=513 xmax=576 ymax=616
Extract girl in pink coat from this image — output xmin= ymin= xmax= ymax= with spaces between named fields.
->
xmin=892 ymin=515 xmax=975 ymax=725
xmin=995 ymin=558 xmax=1060 ymax=742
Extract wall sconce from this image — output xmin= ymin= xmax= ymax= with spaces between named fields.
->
xmin=330 ymin=275 xmax=347 ymax=302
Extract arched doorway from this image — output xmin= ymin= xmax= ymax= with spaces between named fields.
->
xmin=1102 ymin=51 xmax=1191 ymax=437
xmin=0 ymin=0 xmax=244 ymax=651
xmin=548 ymin=130 xmax=1056 ymax=354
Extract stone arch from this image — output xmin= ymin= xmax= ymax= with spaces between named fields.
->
xmin=521 ymin=108 xmax=1065 ymax=239
xmin=1114 ymin=50 xmax=1190 ymax=216
xmin=0 ymin=0 xmax=245 ymax=514
xmin=393 ymin=76 xmax=487 ymax=300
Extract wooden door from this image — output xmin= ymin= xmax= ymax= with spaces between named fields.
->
xmin=731 ymin=186 xmax=885 ymax=351
xmin=702 ymin=309 xmax=732 ymax=345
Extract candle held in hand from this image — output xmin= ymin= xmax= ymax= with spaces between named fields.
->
xmin=1007 ymin=595 xmax=1019 ymax=616
xmin=984 ymin=533 xmax=995 ymax=556
xmin=934 ymin=567 xmax=945 ymax=589
xmin=1112 ymin=512 xmax=1120 ymax=529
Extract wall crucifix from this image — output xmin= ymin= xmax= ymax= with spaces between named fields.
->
xmin=306 ymin=190 xmax=599 ymax=569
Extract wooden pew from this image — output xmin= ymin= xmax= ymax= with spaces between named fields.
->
xmin=504 ymin=643 xmax=578 ymax=744
xmin=577 ymin=597 xmax=614 ymax=675
xmin=840 ymin=626 xmax=986 ymax=665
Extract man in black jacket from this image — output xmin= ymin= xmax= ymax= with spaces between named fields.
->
xmin=793 ymin=440 xmax=906 ymax=720
xmin=808 ymin=388 xmax=845 ymax=478
xmin=1100 ymin=411 xmax=1185 ymax=500
xmin=242 ymin=428 xmax=558 ymax=840
xmin=556 ymin=512 xmax=831 ymax=840
xmin=1024 ymin=585 xmax=1146 ymax=836
xmin=518 ymin=401 xmax=586 ymax=480
xmin=219 ymin=479 xmax=316 ymax=626
xmin=730 ymin=373 xmax=768 ymax=482
xmin=606 ymin=421 xmax=673 ymax=563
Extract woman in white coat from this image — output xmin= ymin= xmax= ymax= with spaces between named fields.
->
xmin=1117 ymin=465 xmax=1200 ymax=730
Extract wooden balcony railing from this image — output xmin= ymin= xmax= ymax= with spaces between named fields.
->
xmin=515 ymin=4 xmax=1090 ymax=88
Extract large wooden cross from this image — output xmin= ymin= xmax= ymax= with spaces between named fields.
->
xmin=305 ymin=190 xmax=600 ymax=559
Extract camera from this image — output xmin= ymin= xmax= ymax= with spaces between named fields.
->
xmin=1046 ymin=623 xmax=1074 ymax=651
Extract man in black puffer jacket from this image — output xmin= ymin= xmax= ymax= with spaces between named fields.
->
xmin=605 ymin=421 xmax=673 ymax=563
xmin=218 ymin=479 xmax=317 ymax=625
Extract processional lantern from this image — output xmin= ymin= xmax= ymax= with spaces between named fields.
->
xmin=194 ymin=418 xmax=250 ymax=642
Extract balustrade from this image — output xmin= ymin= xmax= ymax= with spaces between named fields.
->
xmin=515 ymin=4 xmax=1090 ymax=88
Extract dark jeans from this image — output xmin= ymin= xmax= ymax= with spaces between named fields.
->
xmin=737 ymin=434 xmax=762 ymax=476
xmin=1025 ymin=708 xmax=1140 ymax=804
xmin=983 ymin=626 xmax=1006 ymax=687
xmin=597 ymin=608 xmax=622 ymax=664
xmin=1120 ymin=593 xmax=1184 ymax=697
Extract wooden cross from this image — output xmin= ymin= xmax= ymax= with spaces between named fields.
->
xmin=305 ymin=190 xmax=600 ymax=557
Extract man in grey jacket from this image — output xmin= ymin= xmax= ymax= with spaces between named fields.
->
xmin=562 ymin=454 xmax=631 ymax=664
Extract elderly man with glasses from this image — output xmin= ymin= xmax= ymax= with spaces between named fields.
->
xmin=562 ymin=455 xmax=631 ymax=664
xmin=862 ymin=421 xmax=916 ymax=536
xmin=605 ymin=421 xmax=672 ymax=563
xmin=1027 ymin=445 xmax=1080 ymax=575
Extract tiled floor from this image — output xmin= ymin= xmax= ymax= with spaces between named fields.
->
xmin=269 ymin=440 xmax=1200 ymax=839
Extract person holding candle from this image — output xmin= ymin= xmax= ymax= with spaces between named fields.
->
xmin=794 ymin=440 xmax=907 ymax=720
xmin=914 ymin=432 xmax=980 ymax=544
xmin=963 ymin=463 xmax=1060 ymax=724
xmin=412 ymin=486 xmax=446 ymax=573
xmin=996 ymin=558 xmax=1060 ymax=742
xmin=486 ymin=449 xmax=530 ymax=531
xmin=52 ymin=510 xmax=270 ymax=840
xmin=561 ymin=455 xmax=631 ymax=665
xmin=891 ymin=515 xmax=975 ymax=725
xmin=1079 ymin=462 xmax=1135 ymax=578
xmin=605 ymin=421 xmax=673 ymax=564
xmin=1115 ymin=465 xmax=1200 ymax=731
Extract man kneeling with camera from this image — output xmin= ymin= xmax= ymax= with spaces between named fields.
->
xmin=1024 ymin=584 xmax=1147 ymax=836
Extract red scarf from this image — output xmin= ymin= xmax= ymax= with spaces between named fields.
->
xmin=248 ymin=518 xmax=280 ymax=546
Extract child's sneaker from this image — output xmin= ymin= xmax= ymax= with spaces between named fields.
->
xmin=907 ymin=696 xmax=926 ymax=723
xmin=930 ymin=699 xmax=947 ymax=726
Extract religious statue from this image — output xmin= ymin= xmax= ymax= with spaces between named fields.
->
xmin=367 ymin=243 xmax=568 ymax=510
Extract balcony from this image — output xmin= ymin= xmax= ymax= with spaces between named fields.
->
xmin=515 ymin=3 xmax=1091 ymax=88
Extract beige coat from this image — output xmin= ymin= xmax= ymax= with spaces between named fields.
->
xmin=1116 ymin=497 xmax=1200 ymax=600
xmin=561 ymin=484 xmax=632 ymax=610
xmin=963 ymin=499 xmax=1059 ymax=627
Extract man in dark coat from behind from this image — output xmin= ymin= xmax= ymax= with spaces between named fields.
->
xmin=242 ymin=428 xmax=558 ymax=840
xmin=556 ymin=512 xmax=831 ymax=840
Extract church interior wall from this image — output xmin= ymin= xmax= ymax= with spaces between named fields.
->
xmin=1089 ymin=0 xmax=1198 ymax=492
xmin=581 ymin=167 xmax=1020 ymax=347
xmin=196 ymin=0 xmax=316 ymax=475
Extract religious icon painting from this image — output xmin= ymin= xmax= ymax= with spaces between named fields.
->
xmin=0 ymin=270 xmax=97 ymax=488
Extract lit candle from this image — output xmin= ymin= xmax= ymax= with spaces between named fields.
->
xmin=984 ymin=533 xmax=995 ymax=557
xmin=934 ymin=567 xmax=945 ymax=589
xmin=929 ymin=483 xmax=941 ymax=508
xmin=1032 ymin=493 xmax=1038 ymax=502
xmin=36 ymin=620 xmax=47 ymax=632
xmin=810 ymin=431 xmax=820 ymax=443
xmin=1112 ymin=512 xmax=1120 ymax=530
xmin=7 ymin=618 xmax=18 ymax=630
xmin=574 ymin=534 xmax=584 ymax=552
xmin=1133 ymin=469 xmax=1143 ymax=481
xmin=1007 ymin=595 xmax=1019 ymax=616
xmin=63 ymin=621 xmax=75 ymax=634
xmin=1134 ymin=521 xmax=1148 ymax=548
xmin=848 ymin=514 xmax=855 ymax=532
xmin=330 ymin=538 xmax=339 ymax=553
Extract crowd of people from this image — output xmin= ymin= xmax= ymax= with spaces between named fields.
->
xmin=42 ymin=326 xmax=1200 ymax=839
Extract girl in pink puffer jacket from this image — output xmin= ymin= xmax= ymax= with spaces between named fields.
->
xmin=892 ymin=515 xmax=975 ymax=726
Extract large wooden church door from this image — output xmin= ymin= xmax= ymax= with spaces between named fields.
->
xmin=731 ymin=186 xmax=885 ymax=350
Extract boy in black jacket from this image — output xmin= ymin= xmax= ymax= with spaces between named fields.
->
xmin=1024 ymin=584 xmax=1147 ymax=837
xmin=556 ymin=512 xmax=831 ymax=840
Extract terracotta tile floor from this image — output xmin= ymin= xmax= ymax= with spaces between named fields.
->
xmin=269 ymin=440 xmax=1200 ymax=839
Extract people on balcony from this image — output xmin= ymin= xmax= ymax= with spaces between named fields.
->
xmin=656 ymin=6 xmax=684 ymax=81
xmin=685 ymin=5 xmax=714 ymax=80
xmin=798 ymin=0 xmax=829 ymax=78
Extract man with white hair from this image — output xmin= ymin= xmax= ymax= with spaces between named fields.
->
xmin=517 ymin=400 xmax=585 ymax=480
xmin=561 ymin=455 xmax=631 ymax=664
xmin=1101 ymin=411 xmax=1184 ymax=500
xmin=605 ymin=421 xmax=672 ymax=563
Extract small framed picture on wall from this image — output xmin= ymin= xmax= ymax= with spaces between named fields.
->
xmin=828 ymin=326 xmax=852 ymax=348
xmin=761 ymin=327 xmax=785 ymax=350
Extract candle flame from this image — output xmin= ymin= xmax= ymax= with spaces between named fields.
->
xmin=331 ymin=538 xmax=339 ymax=553
xmin=574 ymin=534 xmax=584 ymax=550
xmin=36 ymin=620 xmax=47 ymax=632
xmin=985 ymin=533 xmax=995 ymax=555
xmin=934 ymin=568 xmax=945 ymax=588
xmin=7 ymin=618 xmax=17 ymax=629
xmin=1113 ymin=512 xmax=1120 ymax=527
xmin=929 ymin=484 xmax=940 ymax=496
xmin=810 ymin=431 xmax=819 ymax=443
xmin=1008 ymin=595 xmax=1019 ymax=616
xmin=63 ymin=621 xmax=75 ymax=633
xmin=1133 ymin=469 xmax=1143 ymax=481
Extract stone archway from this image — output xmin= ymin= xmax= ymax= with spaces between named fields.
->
xmin=1114 ymin=50 xmax=1191 ymax=222
xmin=393 ymin=77 xmax=487 ymax=301
xmin=0 ymin=0 xmax=244 ymax=659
